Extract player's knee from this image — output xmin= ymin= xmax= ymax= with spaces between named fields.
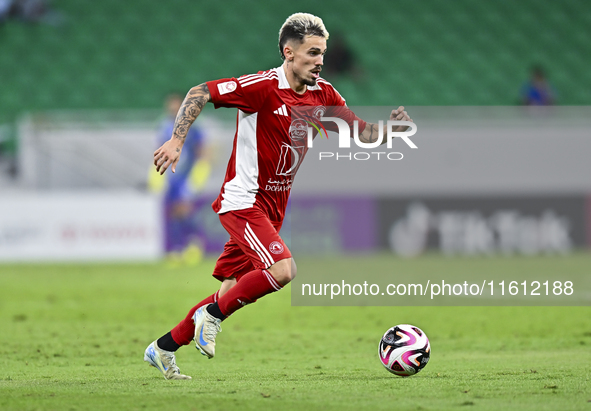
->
xmin=268 ymin=258 xmax=294 ymax=286
xmin=219 ymin=277 xmax=237 ymax=297
xmin=291 ymin=258 xmax=297 ymax=281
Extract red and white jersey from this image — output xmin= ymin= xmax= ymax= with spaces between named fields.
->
xmin=207 ymin=65 xmax=366 ymax=223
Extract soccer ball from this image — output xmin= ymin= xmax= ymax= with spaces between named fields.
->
xmin=378 ymin=324 xmax=430 ymax=377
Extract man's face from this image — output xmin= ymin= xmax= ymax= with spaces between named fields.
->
xmin=288 ymin=35 xmax=327 ymax=87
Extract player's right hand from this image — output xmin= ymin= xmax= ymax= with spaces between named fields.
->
xmin=154 ymin=139 xmax=183 ymax=175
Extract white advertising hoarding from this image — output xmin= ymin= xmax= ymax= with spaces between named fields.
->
xmin=0 ymin=192 xmax=162 ymax=261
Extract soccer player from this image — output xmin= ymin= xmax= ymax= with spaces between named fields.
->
xmin=144 ymin=12 xmax=412 ymax=380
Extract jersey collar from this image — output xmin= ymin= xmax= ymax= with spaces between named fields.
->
xmin=275 ymin=66 xmax=322 ymax=91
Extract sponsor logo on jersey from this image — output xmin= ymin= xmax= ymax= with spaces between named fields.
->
xmin=269 ymin=241 xmax=284 ymax=255
xmin=275 ymin=143 xmax=303 ymax=177
xmin=217 ymin=81 xmax=237 ymax=95
xmin=270 ymin=117 xmax=308 ymax=183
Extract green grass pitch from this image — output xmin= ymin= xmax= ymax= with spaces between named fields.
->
xmin=0 ymin=254 xmax=590 ymax=411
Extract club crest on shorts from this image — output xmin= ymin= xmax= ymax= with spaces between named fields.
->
xmin=269 ymin=241 xmax=284 ymax=254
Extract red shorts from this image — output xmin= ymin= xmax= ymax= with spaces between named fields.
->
xmin=212 ymin=208 xmax=292 ymax=282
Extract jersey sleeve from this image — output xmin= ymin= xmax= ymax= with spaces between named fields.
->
xmin=323 ymin=84 xmax=367 ymax=135
xmin=206 ymin=75 xmax=269 ymax=113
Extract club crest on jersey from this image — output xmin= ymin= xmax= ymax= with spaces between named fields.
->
xmin=217 ymin=81 xmax=237 ymax=95
xmin=313 ymin=105 xmax=326 ymax=120
xmin=269 ymin=241 xmax=284 ymax=255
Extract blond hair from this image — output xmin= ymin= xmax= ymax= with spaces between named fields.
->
xmin=278 ymin=13 xmax=329 ymax=60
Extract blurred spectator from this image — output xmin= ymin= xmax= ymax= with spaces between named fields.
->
xmin=149 ymin=93 xmax=211 ymax=265
xmin=0 ymin=0 xmax=14 ymax=22
xmin=0 ymin=0 xmax=63 ymax=25
xmin=521 ymin=65 xmax=556 ymax=105
xmin=0 ymin=124 xmax=17 ymax=179
xmin=323 ymin=32 xmax=363 ymax=80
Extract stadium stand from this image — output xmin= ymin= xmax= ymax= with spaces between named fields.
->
xmin=1 ymin=0 xmax=590 ymax=127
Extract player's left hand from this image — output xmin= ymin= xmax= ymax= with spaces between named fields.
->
xmin=389 ymin=106 xmax=413 ymax=132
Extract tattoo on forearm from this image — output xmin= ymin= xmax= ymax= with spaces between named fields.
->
xmin=360 ymin=123 xmax=380 ymax=144
xmin=173 ymin=83 xmax=210 ymax=142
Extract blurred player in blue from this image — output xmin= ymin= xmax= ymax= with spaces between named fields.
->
xmin=521 ymin=65 xmax=556 ymax=106
xmin=150 ymin=93 xmax=210 ymax=263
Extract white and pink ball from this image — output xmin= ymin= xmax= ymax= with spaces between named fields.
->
xmin=378 ymin=324 xmax=431 ymax=377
